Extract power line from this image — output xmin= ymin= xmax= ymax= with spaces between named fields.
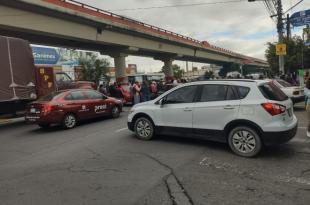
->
xmin=108 ymin=0 xmax=247 ymax=12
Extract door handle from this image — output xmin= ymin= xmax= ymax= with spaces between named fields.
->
xmin=184 ymin=108 xmax=192 ymax=112
xmin=224 ymin=105 xmax=235 ymax=110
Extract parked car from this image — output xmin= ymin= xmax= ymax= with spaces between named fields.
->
xmin=272 ymin=79 xmax=304 ymax=104
xmin=128 ymin=80 xmax=297 ymax=157
xmin=25 ymin=89 xmax=122 ymax=129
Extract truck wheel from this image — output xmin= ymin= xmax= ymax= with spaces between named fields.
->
xmin=38 ymin=123 xmax=50 ymax=129
xmin=228 ymin=126 xmax=262 ymax=157
xmin=62 ymin=113 xmax=77 ymax=129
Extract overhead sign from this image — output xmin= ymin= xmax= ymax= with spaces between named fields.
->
xmin=291 ymin=9 xmax=310 ymax=27
xmin=276 ymin=44 xmax=286 ymax=56
xmin=32 ymin=46 xmax=60 ymax=65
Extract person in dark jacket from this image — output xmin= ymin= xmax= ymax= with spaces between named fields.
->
xmin=141 ymin=80 xmax=151 ymax=102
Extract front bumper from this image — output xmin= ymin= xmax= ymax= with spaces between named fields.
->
xmin=261 ymin=124 xmax=297 ymax=146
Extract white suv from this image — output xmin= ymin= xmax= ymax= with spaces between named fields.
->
xmin=127 ymin=80 xmax=298 ymax=157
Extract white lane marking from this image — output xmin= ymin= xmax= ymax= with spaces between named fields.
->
xmin=115 ymin=127 xmax=128 ymax=133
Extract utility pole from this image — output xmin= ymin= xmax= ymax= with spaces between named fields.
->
xmin=286 ymin=14 xmax=291 ymax=41
xmin=276 ymin=0 xmax=285 ymax=74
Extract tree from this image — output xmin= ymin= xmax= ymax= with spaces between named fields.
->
xmin=79 ymin=53 xmax=110 ymax=85
xmin=265 ymin=35 xmax=310 ymax=75
xmin=161 ymin=64 xmax=184 ymax=79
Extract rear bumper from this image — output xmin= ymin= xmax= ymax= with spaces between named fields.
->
xmin=25 ymin=112 xmax=64 ymax=124
xmin=261 ymin=124 xmax=297 ymax=146
xmin=291 ymin=96 xmax=305 ymax=104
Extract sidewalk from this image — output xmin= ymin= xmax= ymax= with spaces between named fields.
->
xmin=0 ymin=117 xmax=25 ymax=126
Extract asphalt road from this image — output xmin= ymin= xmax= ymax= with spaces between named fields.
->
xmin=0 ymin=105 xmax=310 ymax=205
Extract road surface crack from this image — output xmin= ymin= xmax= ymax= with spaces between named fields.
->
xmin=132 ymin=152 xmax=194 ymax=205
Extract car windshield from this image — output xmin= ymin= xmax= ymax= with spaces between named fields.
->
xmin=276 ymin=79 xmax=292 ymax=87
xmin=37 ymin=92 xmax=61 ymax=102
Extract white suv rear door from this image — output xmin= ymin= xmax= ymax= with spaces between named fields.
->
xmin=193 ymin=84 xmax=241 ymax=133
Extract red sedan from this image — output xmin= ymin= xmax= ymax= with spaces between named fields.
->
xmin=25 ymin=89 xmax=123 ymax=129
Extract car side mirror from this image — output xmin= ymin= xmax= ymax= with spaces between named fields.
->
xmin=102 ymin=95 xmax=108 ymax=100
xmin=159 ymin=98 xmax=166 ymax=106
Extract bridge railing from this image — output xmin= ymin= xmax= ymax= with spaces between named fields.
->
xmin=56 ymin=0 xmax=202 ymax=44
xmin=43 ymin=0 xmax=261 ymax=62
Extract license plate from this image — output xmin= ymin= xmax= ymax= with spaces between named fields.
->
xmin=30 ymin=108 xmax=36 ymax=113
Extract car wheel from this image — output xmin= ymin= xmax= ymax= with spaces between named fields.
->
xmin=228 ymin=126 xmax=262 ymax=157
xmin=134 ymin=117 xmax=154 ymax=140
xmin=111 ymin=106 xmax=120 ymax=118
xmin=62 ymin=113 xmax=77 ymax=129
xmin=38 ymin=123 xmax=50 ymax=129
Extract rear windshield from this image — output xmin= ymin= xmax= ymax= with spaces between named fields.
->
xmin=259 ymin=82 xmax=288 ymax=101
xmin=276 ymin=80 xmax=292 ymax=87
xmin=37 ymin=92 xmax=61 ymax=102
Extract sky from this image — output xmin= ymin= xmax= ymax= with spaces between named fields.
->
xmin=78 ymin=0 xmax=310 ymax=72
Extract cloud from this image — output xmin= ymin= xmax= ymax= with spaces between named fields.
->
xmin=79 ymin=0 xmax=310 ymax=71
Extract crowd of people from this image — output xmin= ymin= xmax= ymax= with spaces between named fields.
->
xmin=98 ymin=80 xmax=160 ymax=105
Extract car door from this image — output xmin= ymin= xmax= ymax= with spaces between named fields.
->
xmin=85 ymin=90 xmax=109 ymax=117
xmin=156 ymin=85 xmax=199 ymax=136
xmin=65 ymin=91 xmax=92 ymax=120
xmin=193 ymin=84 xmax=241 ymax=141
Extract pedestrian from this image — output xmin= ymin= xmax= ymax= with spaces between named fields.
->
xmin=108 ymin=82 xmax=116 ymax=97
xmin=133 ymin=81 xmax=141 ymax=105
xmin=141 ymin=80 xmax=151 ymax=102
xmin=304 ymin=80 xmax=310 ymax=138
xmin=115 ymin=83 xmax=124 ymax=100
xmin=150 ymin=81 xmax=158 ymax=99
xmin=98 ymin=84 xmax=107 ymax=95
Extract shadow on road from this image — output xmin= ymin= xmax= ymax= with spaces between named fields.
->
xmin=132 ymin=134 xmax=298 ymax=159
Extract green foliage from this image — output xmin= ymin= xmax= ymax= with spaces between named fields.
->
xmin=172 ymin=64 xmax=184 ymax=79
xmin=79 ymin=53 xmax=110 ymax=85
xmin=265 ymin=35 xmax=310 ymax=74
xmin=161 ymin=64 xmax=184 ymax=79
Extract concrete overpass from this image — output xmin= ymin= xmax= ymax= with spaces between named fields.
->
xmin=0 ymin=0 xmax=269 ymax=81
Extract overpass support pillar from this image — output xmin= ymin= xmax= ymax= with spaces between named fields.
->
xmin=112 ymin=53 xmax=128 ymax=83
xmin=162 ymin=58 xmax=174 ymax=81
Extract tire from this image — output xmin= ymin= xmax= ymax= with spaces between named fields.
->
xmin=111 ymin=106 xmax=120 ymax=118
xmin=62 ymin=113 xmax=77 ymax=129
xmin=38 ymin=123 xmax=50 ymax=129
xmin=228 ymin=126 xmax=262 ymax=157
xmin=134 ymin=117 xmax=155 ymax=140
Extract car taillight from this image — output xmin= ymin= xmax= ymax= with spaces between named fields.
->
xmin=42 ymin=104 xmax=55 ymax=115
xmin=262 ymin=103 xmax=286 ymax=116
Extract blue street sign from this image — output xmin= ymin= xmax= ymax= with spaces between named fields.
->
xmin=32 ymin=46 xmax=60 ymax=65
xmin=291 ymin=9 xmax=310 ymax=27
xmin=305 ymin=42 xmax=310 ymax=46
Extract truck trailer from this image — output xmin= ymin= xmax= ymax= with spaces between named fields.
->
xmin=0 ymin=35 xmax=95 ymax=115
